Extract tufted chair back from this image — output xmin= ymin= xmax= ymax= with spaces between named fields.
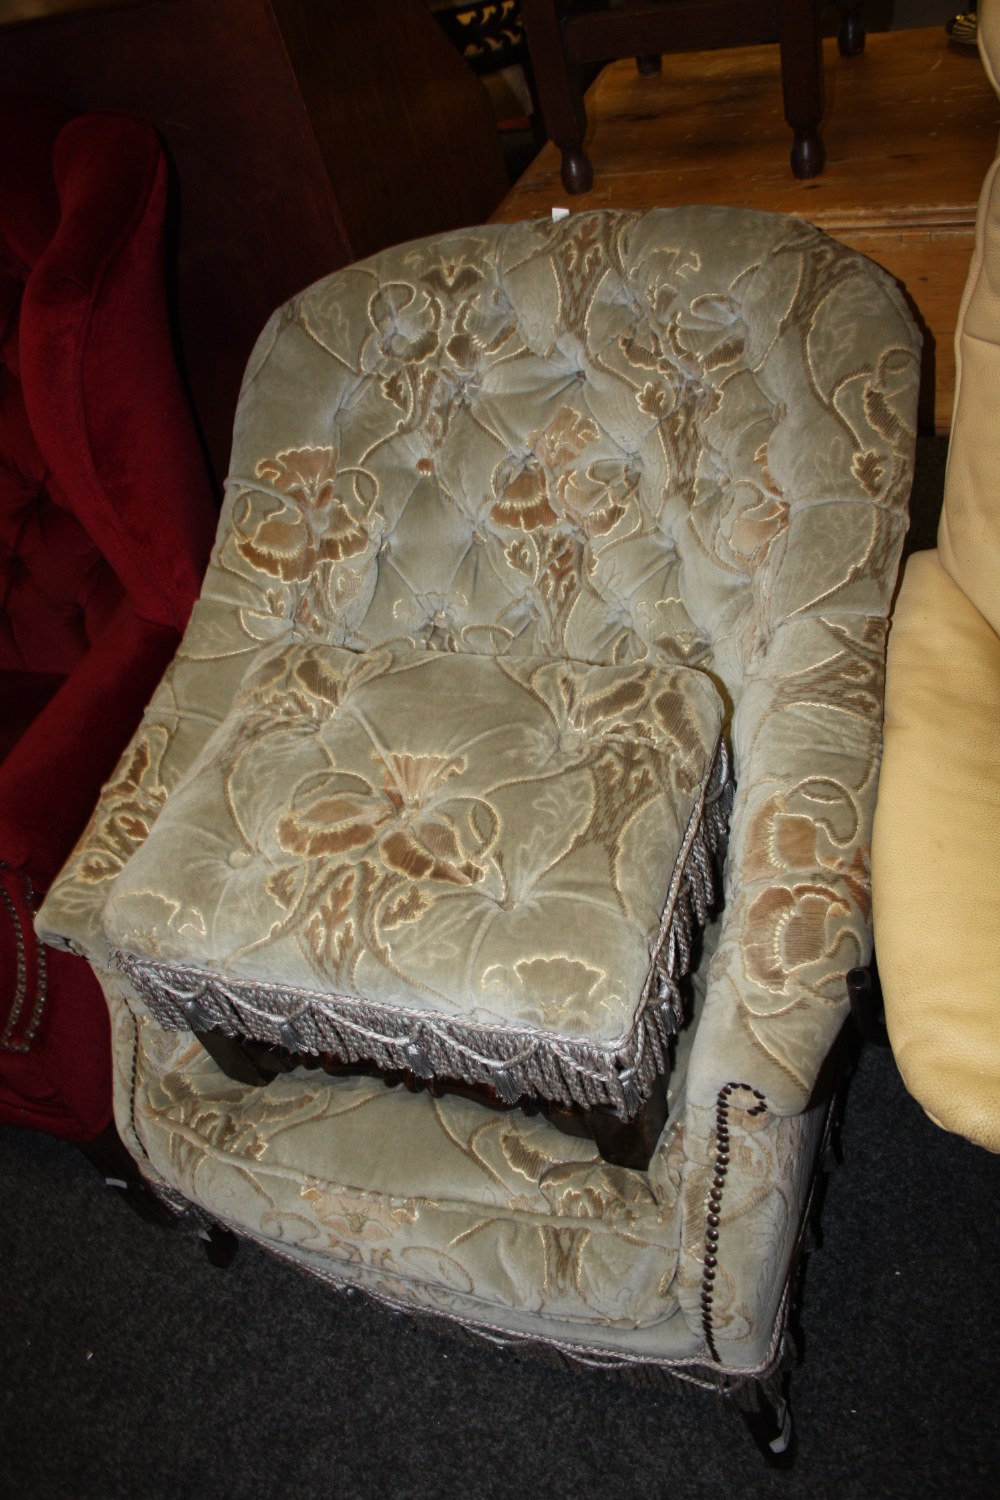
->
xmin=229 ymin=210 xmax=915 ymax=708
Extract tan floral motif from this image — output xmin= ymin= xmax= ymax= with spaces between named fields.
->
xmin=556 ymin=459 xmax=639 ymax=539
xmin=300 ymin=1182 xmax=419 ymax=1243
xmin=497 ymin=956 xmax=604 ymax=1030
xmin=491 ymin=458 xmax=558 ymax=532
xmin=37 ymin=207 xmax=922 ymax=1373
xmin=238 ymin=447 xmax=378 ymax=584
xmin=531 ymin=406 xmax=599 ymax=468
xmin=276 ymin=750 xmax=485 ymax=888
xmin=370 ymin=282 xmax=441 ymax=367
xmin=742 ymin=785 xmax=864 ymax=888
xmin=740 ymin=776 xmax=872 ymax=994
xmin=490 ymin=406 xmax=601 ymax=534
xmin=76 ymin=725 xmax=172 ymax=887
xmin=277 ymin=794 xmax=379 ymax=860
xmin=742 ymin=879 xmax=856 ymax=992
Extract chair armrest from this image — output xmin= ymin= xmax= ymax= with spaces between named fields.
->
xmin=873 ymin=549 xmax=1000 ymax=1152
xmin=0 ymin=600 xmax=178 ymax=890
xmin=688 ymin=608 xmax=891 ymax=1115
xmin=35 ymin=592 xmax=264 ymax=966
xmin=36 ymin=296 xmax=337 ymax=963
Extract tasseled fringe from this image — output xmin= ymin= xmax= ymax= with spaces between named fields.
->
xmin=116 ymin=742 xmax=733 ymax=1122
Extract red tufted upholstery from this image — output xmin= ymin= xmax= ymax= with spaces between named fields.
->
xmin=0 ymin=95 xmax=215 ymax=1140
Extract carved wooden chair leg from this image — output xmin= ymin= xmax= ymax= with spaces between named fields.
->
xmin=78 ymin=1120 xmax=177 ymax=1228
xmin=185 ymin=1004 xmax=298 ymax=1086
xmin=585 ymin=1074 xmax=668 ymax=1168
xmin=81 ymin=1115 xmax=240 ymax=1266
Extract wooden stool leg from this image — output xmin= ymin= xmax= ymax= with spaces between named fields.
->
xmin=521 ymin=0 xmax=594 ymax=193
xmin=779 ymin=1 xmax=825 ymax=179
xmin=544 ymin=1073 xmax=669 ymax=1170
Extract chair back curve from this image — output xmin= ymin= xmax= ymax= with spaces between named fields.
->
xmin=225 ymin=208 xmax=917 ymax=717
xmin=39 ymin=205 xmax=923 ymax=1119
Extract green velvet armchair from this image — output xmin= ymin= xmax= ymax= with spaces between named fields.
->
xmin=37 ymin=207 xmax=920 ymax=1456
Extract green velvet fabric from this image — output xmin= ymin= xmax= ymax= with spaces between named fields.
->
xmin=106 ymin=645 xmax=725 ymax=1113
xmin=36 ymin=207 xmax=921 ymax=1376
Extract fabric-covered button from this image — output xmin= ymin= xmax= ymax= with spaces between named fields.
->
xmin=228 ymin=850 xmax=252 ymax=869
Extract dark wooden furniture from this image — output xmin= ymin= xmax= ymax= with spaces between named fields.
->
xmin=0 ymin=0 xmax=509 ymax=482
xmin=186 ymin=1022 xmax=672 ymax=1171
xmin=521 ymin=0 xmax=866 ymax=193
xmin=491 ymin=25 xmax=1000 ymax=434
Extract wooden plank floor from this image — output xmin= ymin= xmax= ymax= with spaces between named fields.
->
xmin=492 ymin=27 xmax=1000 ymax=432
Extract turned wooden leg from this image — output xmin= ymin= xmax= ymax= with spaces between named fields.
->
xmin=184 ymin=1000 xmax=298 ymax=1086
xmin=837 ymin=1 xmax=866 ymax=58
xmin=779 ymin=1 xmax=825 ymax=179
xmin=521 ymin=0 xmax=594 ymax=194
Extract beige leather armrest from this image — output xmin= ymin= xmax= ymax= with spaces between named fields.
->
xmin=873 ymin=549 xmax=1000 ymax=1151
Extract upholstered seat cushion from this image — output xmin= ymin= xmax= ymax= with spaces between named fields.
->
xmin=107 ymin=643 xmax=728 ymax=1116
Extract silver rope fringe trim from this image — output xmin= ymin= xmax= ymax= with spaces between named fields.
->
xmin=116 ymin=743 xmax=731 ymax=1120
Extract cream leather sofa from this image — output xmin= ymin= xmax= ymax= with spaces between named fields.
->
xmin=872 ymin=1 xmax=1000 ymax=1155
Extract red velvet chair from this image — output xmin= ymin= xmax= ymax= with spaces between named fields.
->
xmin=0 ymin=97 xmax=215 ymax=1147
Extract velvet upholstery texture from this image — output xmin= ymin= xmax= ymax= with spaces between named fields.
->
xmin=40 ymin=208 xmax=919 ymax=1369
xmin=0 ymin=99 xmax=214 ymax=1141
xmin=109 ymin=645 xmax=727 ymax=1114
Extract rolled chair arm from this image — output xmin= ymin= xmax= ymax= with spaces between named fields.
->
xmin=35 ymin=593 xmax=262 ymax=965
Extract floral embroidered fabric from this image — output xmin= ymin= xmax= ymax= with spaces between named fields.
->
xmin=35 ymin=206 xmax=922 ymax=1373
xmin=109 ymin=644 xmax=728 ymax=1116
xmin=42 ymin=206 xmax=921 ymax=1116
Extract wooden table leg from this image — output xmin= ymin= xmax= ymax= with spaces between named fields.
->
xmin=780 ymin=1 xmax=825 ymax=179
xmin=837 ymin=0 xmax=866 ymax=58
xmin=522 ymin=0 xmax=594 ymax=193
